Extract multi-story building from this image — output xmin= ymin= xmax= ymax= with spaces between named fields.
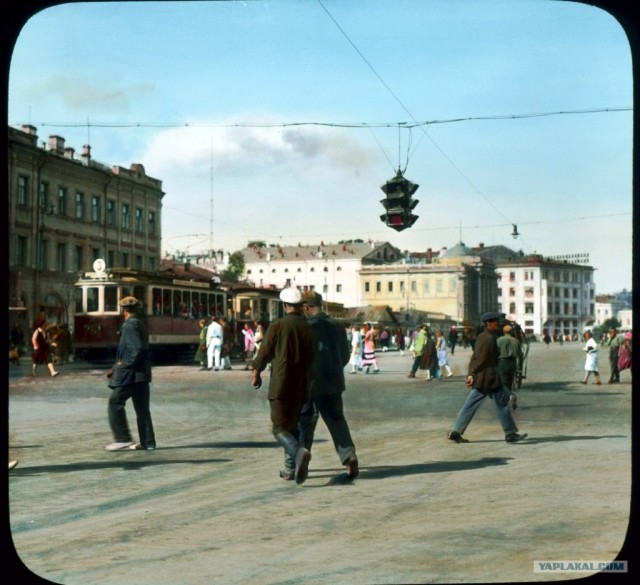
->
xmin=8 ymin=125 xmax=164 ymax=328
xmin=237 ymin=240 xmax=402 ymax=308
xmin=359 ymin=242 xmax=499 ymax=325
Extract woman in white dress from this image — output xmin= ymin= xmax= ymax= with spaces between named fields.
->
xmin=581 ymin=330 xmax=602 ymax=385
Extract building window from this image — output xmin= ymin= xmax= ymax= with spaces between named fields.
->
xmin=509 ymin=288 xmax=516 ymax=297
xmin=136 ymin=255 xmax=143 ymax=270
xmin=91 ymin=196 xmax=101 ymax=223
xmin=135 ymin=207 xmax=143 ymax=232
xmin=388 ymin=281 xmax=393 ymax=292
xmin=148 ymin=211 xmax=156 ymax=235
xmin=376 ymin=282 xmax=381 ymax=293
xmin=58 ymin=187 xmax=68 ymax=215
xmin=107 ymin=200 xmax=115 ymax=226
xmin=39 ymin=181 xmax=50 ymax=212
xmin=122 ymin=252 xmax=129 ymax=266
xmin=148 ymin=257 xmax=155 ymax=270
xmin=107 ymin=250 xmax=115 ymax=267
xmin=336 ymin=284 xmax=342 ymax=292
xmin=310 ymin=267 xmax=315 ymax=272
xmin=75 ymin=191 xmax=85 ymax=220
xmin=17 ymin=176 xmax=28 ymax=206
xmin=73 ymin=245 xmax=83 ymax=271
xmin=436 ymin=279 xmax=443 ymax=293
xmin=323 ymin=267 xmax=328 ymax=272
xmin=365 ymin=282 xmax=370 ymax=293
xmin=509 ymin=302 xmax=516 ymax=314
xmin=525 ymin=303 xmax=534 ymax=314
xmin=121 ymin=204 xmax=130 ymax=229
xmin=92 ymin=247 xmax=101 ymax=262
xmin=38 ymin=240 xmax=48 ymax=270
xmin=509 ymin=272 xmax=516 ymax=282
xmin=57 ymin=242 xmax=67 ymax=272
xmin=337 ymin=266 xmax=342 ymax=271
xmin=16 ymin=235 xmax=28 ymax=267
xmin=323 ymin=284 xmax=328 ymax=293
xmin=411 ymin=281 xmax=417 ymax=293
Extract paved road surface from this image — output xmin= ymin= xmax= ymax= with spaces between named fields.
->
xmin=7 ymin=342 xmax=634 ymax=584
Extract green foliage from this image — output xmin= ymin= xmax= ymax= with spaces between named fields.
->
xmin=220 ymin=251 xmax=245 ymax=283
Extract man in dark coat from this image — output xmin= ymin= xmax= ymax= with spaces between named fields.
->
xmin=447 ymin=312 xmax=527 ymax=444
xmin=105 ymin=296 xmax=156 ymax=451
xmin=251 ymin=288 xmax=316 ymax=484
xmin=280 ymin=291 xmax=358 ymax=481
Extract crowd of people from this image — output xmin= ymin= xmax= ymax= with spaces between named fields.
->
xmin=10 ymin=296 xmax=632 ymax=480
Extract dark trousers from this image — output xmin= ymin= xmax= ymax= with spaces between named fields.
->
xmin=609 ymin=348 xmax=620 ymax=382
xmin=108 ymin=381 xmax=156 ymax=448
xmin=498 ymin=358 xmax=517 ymax=391
xmin=285 ymin=392 xmax=356 ymax=470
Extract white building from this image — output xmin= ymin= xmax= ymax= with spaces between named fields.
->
xmin=238 ymin=240 xmax=401 ymax=307
xmin=494 ymin=256 xmax=595 ymax=339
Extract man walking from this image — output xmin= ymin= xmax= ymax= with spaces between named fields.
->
xmin=408 ymin=324 xmax=427 ymax=378
xmin=279 ymin=291 xmax=358 ymax=481
xmin=251 ymin=288 xmax=316 ymax=485
xmin=206 ymin=315 xmax=223 ymax=371
xmin=447 ymin=312 xmax=527 ymax=444
xmin=603 ymin=327 xmax=621 ymax=384
xmin=105 ymin=296 xmax=156 ymax=451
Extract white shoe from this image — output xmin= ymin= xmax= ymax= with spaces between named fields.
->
xmin=105 ymin=442 xmax=135 ymax=451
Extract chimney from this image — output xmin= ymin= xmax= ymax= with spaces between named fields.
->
xmin=21 ymin=124 xmax=37 ymax=136
xmin=64 ymin=147 xmax=75 ymax=160
xmin=48 ymin=135 xmax=65 ymax=154
xmin=478 ymin=242 xmax=485 ymax=249
xmin=81 ymin=144 xmax=92 ymax=164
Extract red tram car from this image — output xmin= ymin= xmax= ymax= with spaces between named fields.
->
xmin=73 ymin=261 xmax=228 ymax=362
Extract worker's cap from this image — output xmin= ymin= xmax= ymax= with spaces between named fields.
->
xmin=279 ymin=287 xmax=302 ymax=305
xmin=301 ymin=290 xmax=323 ymax=307
xmin=119 ymin=296 xmax=140 ymax=308
xmin=481 ymin=311 xmax=503 ymax=322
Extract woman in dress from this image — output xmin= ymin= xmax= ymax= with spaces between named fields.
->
xmin=435 ymin=329 xmax=453 ymax=378
xmin=361 ymin=324 xmax=379 ymax=374
xmin=617 ymin=331 xmax=632 ymax=381
xmin=581 ymin=330 xmax=601 ymax=385
xmin=31 ymin=317 xmax=59 ymax=377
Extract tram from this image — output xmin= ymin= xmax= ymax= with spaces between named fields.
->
xmin=73 ymin=260 xmax=228 ymax=362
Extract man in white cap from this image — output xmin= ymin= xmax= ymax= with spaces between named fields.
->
xmin=447 ymin=312 xmax=527 ymax=444
xmin=251 ymin=287 xmax=316 ymax=484
xmin=105 ymin=296 xmax=156 ymax=451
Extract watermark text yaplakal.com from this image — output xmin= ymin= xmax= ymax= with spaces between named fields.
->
xmin=534 ymin=560 xmax=627 ymax=573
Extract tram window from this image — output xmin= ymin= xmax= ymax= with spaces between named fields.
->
xmin=74 ymin=287 xmax=83 ymax=313
xmin=105 ymin=287 xmax=118 ymax=312
xmin=200 ymin=292 xmax=208 ymax=318
xmin=163 ymin=289 xmax=172 ymax=316
xmin=133 ymin=285 xmax=146 ymax=309
xmin=87 ymin=287 xmax=99 ymax=312
xmin=152 ymin=288 xmax=162 ymax=315
xmin=240 ymin=298 xmax=252 ymax=319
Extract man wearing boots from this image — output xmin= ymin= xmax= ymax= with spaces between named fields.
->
xmin=251 ymin=288 xmax=316 ymax=484
xmin=279 ymin=290 xmax=358 ymax=481
xmin=447 ymin=312 xmax=527 ymax=445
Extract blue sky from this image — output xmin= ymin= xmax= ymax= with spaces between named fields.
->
xmin=8 ymin=0 xmax=633 ymax=293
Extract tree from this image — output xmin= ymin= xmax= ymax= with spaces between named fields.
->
xmin=593 ymin=317 xmax=622 ymax=341
xmin=220 ymin=251 xmax=245 ymax=283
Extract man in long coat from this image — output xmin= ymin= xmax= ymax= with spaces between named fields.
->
xmin=105 ymin=296 xmax=156 ymax=451
xmin=251 ymin=288 xmax=316 ymax=484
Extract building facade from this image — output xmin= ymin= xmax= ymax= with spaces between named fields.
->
xmin=494 ymin=257 xmax=595 ymax=339
xmin=238 ymin=240 xmax=402 ymax=308
xmin=359 ymin=242 xmax=499 ymax=325
xmin=8 ymin=125 xmax=164 ymax=329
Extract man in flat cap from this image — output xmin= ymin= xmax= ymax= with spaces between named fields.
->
xmin=447 ymin=311 xmax=527 ymax=444
xmin=278 ymin=290 xmax=359 ymax=481
xmin=105 ymin=296 xmax=156 ymax=451
xmin=251 ymin=287 xmax=316 ymax=484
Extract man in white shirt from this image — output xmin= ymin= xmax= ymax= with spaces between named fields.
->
xmin=206 ymin=316 xmax=223 ymax=371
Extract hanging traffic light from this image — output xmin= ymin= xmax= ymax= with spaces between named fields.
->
xmin=379 ymin=170 xmax=419 ymax=232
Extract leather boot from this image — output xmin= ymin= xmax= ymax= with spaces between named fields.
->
xmin=274 ymin=432 xmax=310 ymax=484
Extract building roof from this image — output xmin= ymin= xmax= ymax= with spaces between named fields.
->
xmin=240 ymin=241 xmax=399 ymax=263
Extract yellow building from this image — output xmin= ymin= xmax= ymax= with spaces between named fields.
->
xmin=359 ymin=242 xmax=498 ymax=325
